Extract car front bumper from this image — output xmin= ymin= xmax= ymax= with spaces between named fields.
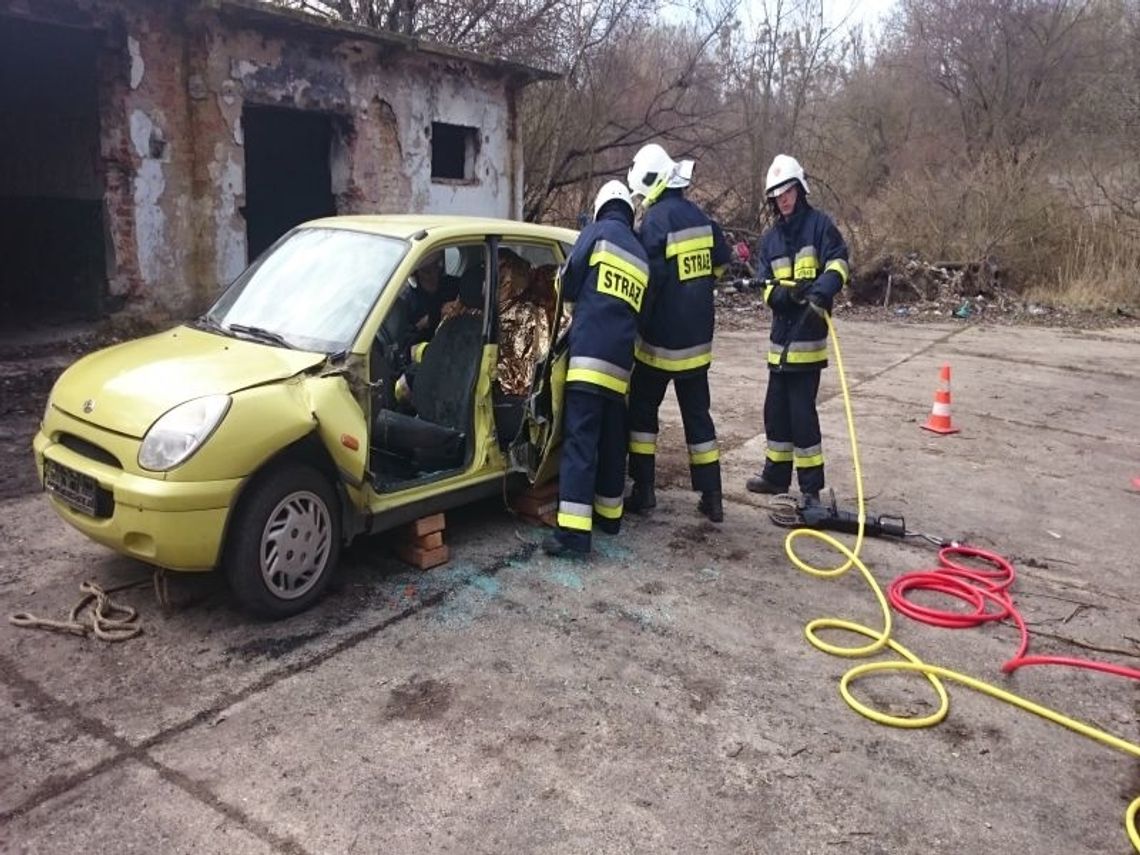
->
xmin=34 ymin=426 xmax=241 ymax=572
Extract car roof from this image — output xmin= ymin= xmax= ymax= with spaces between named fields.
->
xmin=302 ymin=214 xmax=579 ymax=244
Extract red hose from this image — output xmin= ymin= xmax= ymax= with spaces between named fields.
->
xmin=887 ymin=546 xmax=1140 ymax=681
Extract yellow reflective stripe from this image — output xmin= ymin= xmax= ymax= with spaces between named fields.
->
xmin=665 ymin=235 xmax=715 ymax=258
xmin=768 ymin=348 xmax=828 ymax=365
xmin=825 ymin=258 xmax=850 ymax=284
xmin=566 ymin=367 xmax=628 ymax=394
xmin=794 ymin=453 xmax=824 ymax=468
xmin=590 ymin=249 xmax=649 ymax=287
xmin=764 ymin=280 xmax=797 ymax=304
xmin=593 ymin=501 xmax=623 ymax=520
xmin=634 ymin=344 xmax=712 ymax=372
xmin=557 ymin=512 xmax=593 ymax=531
xmin=642 ymin=177 xmax=669 ymax=207
xmin=411 ymin=342 xmax=428 ymax=363
xmin=794 ymin=257 xmax=817 ymax=279
xmin=690 ymin=448 xmax=720 ymax=465
xmin=766 ymin=448 xmax=794 ymax=463
xmin=772 ymin=265 xmax=793 ymax=279
xmin=629 ymin=441 xmax=655 ymax=455
xmin=558 ymin=500 xmax=593 ymax=531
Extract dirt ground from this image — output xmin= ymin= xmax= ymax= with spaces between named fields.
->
xmin=2 ymin=313 xmax=1140 ymax=854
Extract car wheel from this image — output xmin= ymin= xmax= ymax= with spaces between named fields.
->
xmin=224 ymin=463 xmax=341 ymax=619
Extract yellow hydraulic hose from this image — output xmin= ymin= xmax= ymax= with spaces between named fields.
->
xmin=782 ymin=307 xmax=1140 ymax=850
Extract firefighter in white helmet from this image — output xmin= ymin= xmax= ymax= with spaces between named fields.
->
xmin=747 ymin=154 xmax=850 ymax=504
xmin=624 ymin=143 xmax=731 ymax=522
xmin=543 ymin=180 xmax=650 ymax=556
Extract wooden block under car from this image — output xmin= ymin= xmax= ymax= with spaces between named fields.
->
xmin=396 ymin=541 xmax=450 ymax=570
xmin=414 ymin=530 xmax=444 ymax=550
xmin=510 ymin=480 xmax=559 ymax=527
xmin=407 ymin=513 xmax=445 ymax=538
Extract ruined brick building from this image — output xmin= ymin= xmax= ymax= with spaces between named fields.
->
xmin=0 ymin=0 xmax=553 ymax=327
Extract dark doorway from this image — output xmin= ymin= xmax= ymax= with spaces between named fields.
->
xmin=242 ymin=106 xmax=336 ymax=262
xmin=0 ymin=17 xmax=106 ymax=329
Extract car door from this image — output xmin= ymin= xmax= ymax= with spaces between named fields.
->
xmin=499 ymin=239 xmax=572 ymax=485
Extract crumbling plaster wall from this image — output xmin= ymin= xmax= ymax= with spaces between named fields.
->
xmin=0 ymin=0 xmax=199 ymax=313
xmin=77 ymin=0 xmax=198 ymax=312
xmin=1 ymin=0 xmax=526 ymax=318
xmin=192 ymin=17 xmax=523 ymax=303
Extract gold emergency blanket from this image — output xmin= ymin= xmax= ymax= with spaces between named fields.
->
xmin=496 ymin=250 xmax=556 ymax=397
xmin=433 ymin=252 xmax=570 ymax=398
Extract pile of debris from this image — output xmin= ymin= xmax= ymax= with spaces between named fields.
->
xmin=710 ymin=254 xmax=1139 ymax=329
xmin=847 ymin=254 xmax=1012 ymax=319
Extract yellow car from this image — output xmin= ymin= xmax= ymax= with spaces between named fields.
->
xmin=34 ymin=216 xmax=576 ymax=617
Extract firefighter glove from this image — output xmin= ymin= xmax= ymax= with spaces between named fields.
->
xmin=766 ymin=282 xmax=797 ymax=312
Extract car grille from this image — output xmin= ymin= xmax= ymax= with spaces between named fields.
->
xmin=58 ymin=433 xmax=122 ymax=470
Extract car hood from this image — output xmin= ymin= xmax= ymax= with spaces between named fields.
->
xmin=52 ymin=326 xmax=327 ymax=438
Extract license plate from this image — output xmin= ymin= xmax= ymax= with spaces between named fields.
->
xmin=44 ymin=460 xmax=99 ymax=516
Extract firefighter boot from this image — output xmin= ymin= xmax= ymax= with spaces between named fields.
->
xmin=542 ymin=530 xmax=590 ymax=558
xmin=626 ymin=481 xmax=657 ymax=515
xmin=746 ymin=473 xmax=786 ymax=494
xmin=594 ymin=515 xmax=621 ymax=536
xmin=698 ymin=490 xmax=724 ymax=523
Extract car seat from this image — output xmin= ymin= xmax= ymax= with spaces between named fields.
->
xmin=372 ymin=260 xmax=485 ymax=472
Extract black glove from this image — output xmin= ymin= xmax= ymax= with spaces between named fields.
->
xmin=792 ymin=280 xmax=814 ymax=303
xmin=803 ymin=286 xmax=834 ymax=312
xmin=766 ymin=282 xmax=798 ymax=312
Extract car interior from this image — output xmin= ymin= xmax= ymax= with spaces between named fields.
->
xmin=367 ymin=239 xmax=563 ymax=492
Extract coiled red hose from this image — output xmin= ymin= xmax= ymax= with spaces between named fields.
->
xmin=887 ymin=545 xmax=1140 ymax=680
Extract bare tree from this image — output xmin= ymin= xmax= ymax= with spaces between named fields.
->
xmin=521 ymin=0 xmax=740 ymax=222
xmin=897 ymin=0 xmax=1091 ymax=159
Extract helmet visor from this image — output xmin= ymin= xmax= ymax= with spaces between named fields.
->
xmin=766 ymin=178 xmax=799 ymax=199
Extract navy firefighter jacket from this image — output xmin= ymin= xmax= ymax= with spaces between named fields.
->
xmin=561 ymin=208 xmax=651 ymax=398
xmin=755 ymin=199 xmax=850 ymax=371
xmin=634 ymin=189 xmax=731 ymax=375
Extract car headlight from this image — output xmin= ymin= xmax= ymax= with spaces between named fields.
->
xmin=138 ymin=395 xmax=231 ymax=471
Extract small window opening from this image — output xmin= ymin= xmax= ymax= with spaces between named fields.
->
xmin=431 ymin=122 xmax=478 ymax=182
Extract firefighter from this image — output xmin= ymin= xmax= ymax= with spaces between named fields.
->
xmin=543 ymin=180 xmax=650 ymax=557
xmin=746 ymin=154 xmax=850 ymax=504
xmin=624 ymin=143 xmax=731 ymax=522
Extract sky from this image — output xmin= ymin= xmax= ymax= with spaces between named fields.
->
xmin=738 ymin=0 xmax=898 ymax=34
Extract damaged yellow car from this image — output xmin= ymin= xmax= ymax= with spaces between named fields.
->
xmin=34 ymin=216 xmax=576 ymax=617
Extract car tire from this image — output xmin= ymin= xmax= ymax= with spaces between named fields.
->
xmin=224 ymin=463 xmax=341 ymax=619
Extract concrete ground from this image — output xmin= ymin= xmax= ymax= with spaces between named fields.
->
xmin=2 ymin=319 xmax=1139 ymax=854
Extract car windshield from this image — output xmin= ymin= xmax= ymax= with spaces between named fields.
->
xmin=206 ymin=227 xmax=408 ymax=353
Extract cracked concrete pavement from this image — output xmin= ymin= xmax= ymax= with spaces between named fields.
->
xmin=2 ymin=319 xmax=1139 ymax=854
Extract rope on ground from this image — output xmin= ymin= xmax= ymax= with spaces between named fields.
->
xmin=9 ymin=579 xmax=144 ymax=642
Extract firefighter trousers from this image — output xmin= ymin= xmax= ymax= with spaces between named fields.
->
xmin=554 ymin=389 xmax=628 ymax=550
xmin=627 ymin=363 xmax=721 ymax=494
xmin=761 ymin=368 xmax=824 ymax=494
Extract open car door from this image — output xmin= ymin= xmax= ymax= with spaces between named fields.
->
xmin=510 ymin=265 xmax=569 ymax=485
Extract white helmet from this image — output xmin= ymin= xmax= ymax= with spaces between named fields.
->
xmin=593 ymin=179 xmax=634 ymax=219
xmin=765 ymin=154 xmax=810 ymax=198
xmin=627 ymin=143 xmax=695 ymax=201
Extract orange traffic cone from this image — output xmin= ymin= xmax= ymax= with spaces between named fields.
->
xmin=921 ymin=364 xmax=960 ymax=434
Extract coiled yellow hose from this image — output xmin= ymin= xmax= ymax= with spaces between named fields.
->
xmin=783 ymin=309 xmax=1140 ymax=850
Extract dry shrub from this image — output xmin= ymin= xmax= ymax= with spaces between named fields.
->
xmin=863 ymin=152 xmax=1140 ymax=308
xmin=1026 ymin=215 xmax=1140 ymax=309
